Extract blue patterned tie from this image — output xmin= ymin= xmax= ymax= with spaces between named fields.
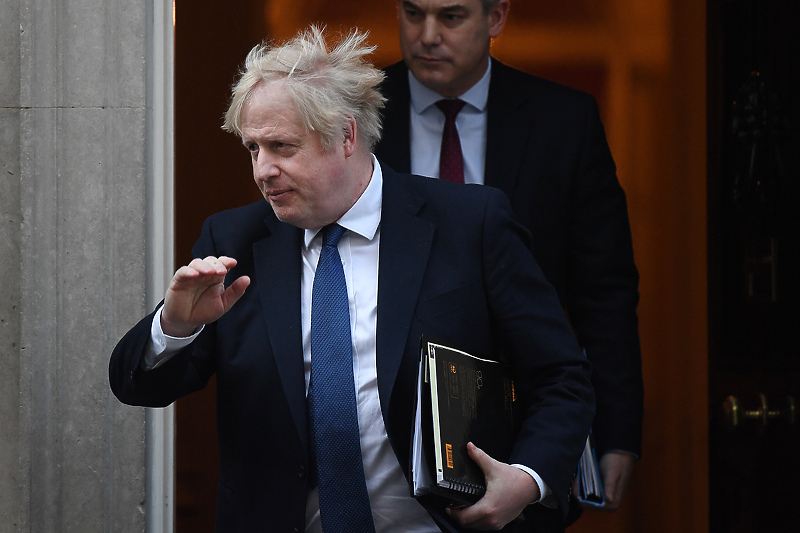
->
xmin=308 ymin=224 xmax=376 ymax=533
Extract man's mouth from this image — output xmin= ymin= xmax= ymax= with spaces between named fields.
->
xmin=265 ymin=187 xmax=291 ymax=201
xmin=415 ymin=54 xmax=447 ymax=64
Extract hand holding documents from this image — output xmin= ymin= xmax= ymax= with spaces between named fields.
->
xmin=410 ymin=336 xmax=518 ymax=507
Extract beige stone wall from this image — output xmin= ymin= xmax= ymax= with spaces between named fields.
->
xmin=1 ymin=0 xmax=150 ymax=530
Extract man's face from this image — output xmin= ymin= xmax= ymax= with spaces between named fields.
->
xmin=240 ymin=81 xmax=363 ymax=229
xmin=397 ymin=0 xmax=508 ymax=98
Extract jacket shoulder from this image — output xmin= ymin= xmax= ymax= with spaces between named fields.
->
xmin=383 ymin=165 xmax=509 ymax=213
xmin=489 ymin=58 xmax=599 ymax=110
xmin=203 ymin=200 xmax=272 ymax=234
xmin=192 ymin=200 xmax=274 ymax=257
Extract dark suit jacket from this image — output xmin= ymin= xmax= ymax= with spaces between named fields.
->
xmin=109 ymin=166 xmax=594 ymax=532
xmin=375 ymin=59 xmax=643 ymax=460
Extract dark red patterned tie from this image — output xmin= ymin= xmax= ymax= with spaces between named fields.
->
xmin=436 ymin=99 xmax=467 ymax=184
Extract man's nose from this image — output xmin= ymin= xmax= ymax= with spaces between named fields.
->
xmin=253 ymin=151 xmax=278 ymax=180
xmin=420 ymin=17 xmax=442 ymax=47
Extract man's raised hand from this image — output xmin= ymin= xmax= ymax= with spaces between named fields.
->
xmin=161 ymin=256 xmax=250 ymax=337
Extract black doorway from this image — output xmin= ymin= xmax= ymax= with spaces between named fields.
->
xmin=707 ymin=1 xmax=800 ymax=531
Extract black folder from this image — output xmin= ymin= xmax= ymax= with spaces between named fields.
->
xmin=410 ymin=336 xmax=518 ymax=507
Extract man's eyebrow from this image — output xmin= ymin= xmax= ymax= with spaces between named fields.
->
xmin=401 ymin=0 xmax=428 ymax=13
xmin=402 ymin=0 xmax=468 ymax=10
xmin=441 ymin=5 xmax=468 ymax=14
xmin=240 ymin=130 xmax=302 ymax=145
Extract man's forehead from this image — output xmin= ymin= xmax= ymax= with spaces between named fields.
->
xmin=241 ymin=85 xmax=303 ymax=135
xmin=242 ymin=82 xmax=292 ymax=116
xmin=402 ymin=0 xmax=477 ymax=11
xmin=247 ymin=79 xmax=289 ymax=103
xmin=240 ymin=112 xmax=303 ymax=138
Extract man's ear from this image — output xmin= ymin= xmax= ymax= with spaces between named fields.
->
xmin=343 ymin=116 xmax=358 ymax=157
xmin=488 ymin=0 xmax=510 ymax=39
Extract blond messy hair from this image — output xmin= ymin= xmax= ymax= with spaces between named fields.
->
xmin=222 ymin=26 xmax=386 ymax=151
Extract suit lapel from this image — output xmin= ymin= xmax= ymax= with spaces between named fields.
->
xmin=484 ymin=58 xmax=536 ymax=197
xmin=252 ymin=217 xmax=308 ymax=450
xmin=375 ymin=168 xmax=434 ymax=422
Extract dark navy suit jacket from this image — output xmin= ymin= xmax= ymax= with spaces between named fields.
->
xmin=376 ymin=59 xmax=643 ymax=461
xmin=109 ymin=166 xmax=594 ymax=532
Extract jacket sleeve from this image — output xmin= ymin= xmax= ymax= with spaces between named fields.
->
xmin=108 ymin=217 xmax=221 ymax=407
xmin=565 ymin=99 xmax=643 ymax=458
xmin=480 ymin=188 xmax=596 ymax=515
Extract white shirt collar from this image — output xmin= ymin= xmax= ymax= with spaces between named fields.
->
xmin=303 ymin=154 xmax=383 ymax=248
xmin=408 ymin=58 xmax=491 ymax=114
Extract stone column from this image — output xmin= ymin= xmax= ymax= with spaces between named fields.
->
xmin=1 ymin=0 xmax=156 ymax=530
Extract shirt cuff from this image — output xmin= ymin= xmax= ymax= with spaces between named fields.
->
xmin=143 ymin=307 xmax=204 ymax=370
xmin=511 ymin=464 xmax=552 ymax=505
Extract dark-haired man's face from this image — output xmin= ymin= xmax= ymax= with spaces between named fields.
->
xmin=397 ymin=0 xmax=508 ymax=97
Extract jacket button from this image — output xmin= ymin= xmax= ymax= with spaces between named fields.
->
xmin=297 ymin=465 xmax=306 ymax=478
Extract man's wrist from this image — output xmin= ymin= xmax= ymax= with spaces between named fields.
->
xmin=511 ymin=464 xmax=550 ymax=504
xmin=601 ymin=449 xmax=639 ymax=461
xmin=160 ymin=310 xmax=200 ymax=338
xmin=143 ymin=307 xmax=203 ymax=370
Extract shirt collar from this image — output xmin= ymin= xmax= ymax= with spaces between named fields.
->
xmin=408 ymin=58 xmax=491 ymax=114
xmin=303 ymin=154 xmax=383 ymax=248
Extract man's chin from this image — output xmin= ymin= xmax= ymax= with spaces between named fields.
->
xmin=268 ymin=203 xmax=303 ymax=228
xmin=411 ymin=67 xmax=454 ymax=95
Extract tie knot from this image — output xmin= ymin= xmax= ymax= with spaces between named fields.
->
xmin=436 ymin=99 xmax=466 ymax=121
xmin=322 ymin=224 xmax=345 ymax=248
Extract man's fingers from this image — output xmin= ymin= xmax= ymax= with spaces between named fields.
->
xmin=172 ymin=256 xmax=238 ymax=287
xmin=603 ymin=475 xmax=624 ymax=511
xmin=172 ymin=264 xmax=201 ymax=281
xmin=171 ymin=265 xmax=224 ymax=292
xmin=216 ymin=256 xmax=238 ymax=269
xmin=467 ymin=442 xmax=496 ymax=473
xmin=222 ymin=276 xmax=251 ymax=311
xmin=447 ymin=443 xmax=536 ymax=530
xmin=599 ymin=452 xmax=634 ymax=512
xmin=186 ymin=256 xmax=235 ymax=276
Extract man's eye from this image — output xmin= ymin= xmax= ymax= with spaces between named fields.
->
xmin=246 ymin=143 xmax=258 ymax=152
xmin=404 ymin=8 xmax=422 ymax=21
xmin=441 ymin=13 xmax=463 ymax=25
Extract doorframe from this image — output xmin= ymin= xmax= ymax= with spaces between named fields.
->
xmin=145 ymin=0 xmax=176 ymax=531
